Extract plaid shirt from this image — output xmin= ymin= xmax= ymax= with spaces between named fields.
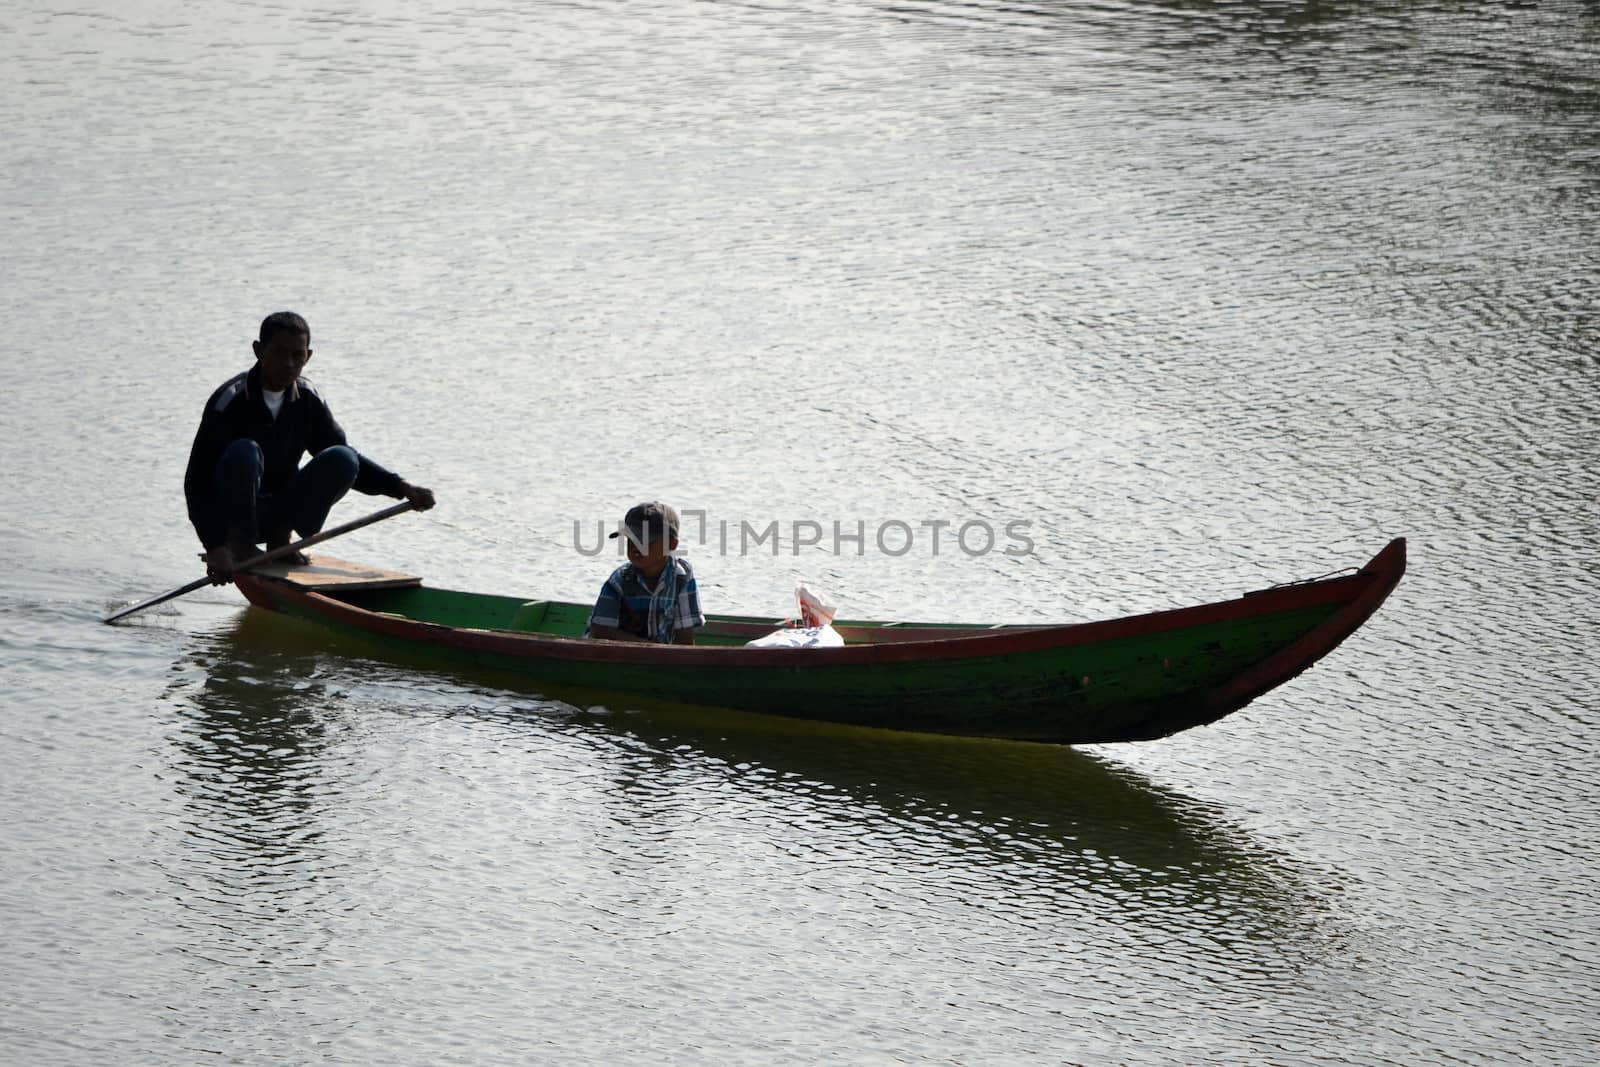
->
xmin=586 ymin=557 xmax=704 ymax=644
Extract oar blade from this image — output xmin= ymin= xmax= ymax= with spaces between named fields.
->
xmin=103 ymin=577 xmax=211 ymax=624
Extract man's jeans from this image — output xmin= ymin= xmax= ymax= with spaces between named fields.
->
xmin=216 ymin=439 xmax=359 ymax=546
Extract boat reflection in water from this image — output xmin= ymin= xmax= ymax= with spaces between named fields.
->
xmin=577 ymin=698 xmax=1333 ymax=941
xmin=163 ymin=608 xmax=1343 ymax=948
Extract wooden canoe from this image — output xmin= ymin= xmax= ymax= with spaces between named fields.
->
xmin=232 ymin=538 xmax=1405 ymax=745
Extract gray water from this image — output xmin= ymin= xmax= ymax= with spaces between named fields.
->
xmin=4 ymin=1 xmax=1598 ymax=1063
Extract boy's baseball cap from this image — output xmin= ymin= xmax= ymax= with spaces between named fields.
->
xmin=610 ymin=500 xmax=679 ymax=543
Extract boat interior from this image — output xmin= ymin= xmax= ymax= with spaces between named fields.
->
xmin=257 ymin=555 xmax=1016 ymax=647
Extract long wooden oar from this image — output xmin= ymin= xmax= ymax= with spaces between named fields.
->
xmin=103 ymin=500 xmax=417 ymax=624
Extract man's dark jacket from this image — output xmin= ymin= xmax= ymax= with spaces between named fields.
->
xmin=184 ymin=365 xmax=404 ymax=548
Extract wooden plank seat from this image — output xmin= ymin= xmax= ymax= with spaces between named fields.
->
xmin=253 ymin=554 xmax=422 ymax=591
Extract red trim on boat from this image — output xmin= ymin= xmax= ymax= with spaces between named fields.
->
xmin=235 ymin=538 xmax=1405 ymax=673
xmin=1199 ymin=537 xmax=1407 ymax=720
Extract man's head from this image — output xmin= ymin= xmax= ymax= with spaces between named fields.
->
xmin=253 ymin=311 xmax=312 ymax=392
xmin=610 ymin=501 xmax=679 ymax=579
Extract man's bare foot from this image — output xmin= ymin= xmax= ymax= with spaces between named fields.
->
xmin=267 ymin=543 xmax=310 ymax=566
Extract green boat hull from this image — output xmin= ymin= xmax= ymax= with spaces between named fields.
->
xmin=235 ymin=539 xmax=1404 ymax=744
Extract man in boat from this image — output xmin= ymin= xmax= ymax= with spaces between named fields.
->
xmin=184 ymin=311 xmax=436 ymax=584
xmin=585 ymin=501 xmax=704 ymax=645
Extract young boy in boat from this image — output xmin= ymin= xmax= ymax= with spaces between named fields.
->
xmin=184 ymin=311 xmax=436 ymax=584
xmin=585 ymin=501 xmax=705 ymax=645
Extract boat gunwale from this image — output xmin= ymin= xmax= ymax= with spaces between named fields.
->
xmin=235 ymin=538 xmax=1406 ymax=671
xmin=1200 ymin=536 xmax=1406 ymax=718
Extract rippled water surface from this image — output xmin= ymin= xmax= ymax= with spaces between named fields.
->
xmin=3 ymin=1 xmax=1597 ymax=1063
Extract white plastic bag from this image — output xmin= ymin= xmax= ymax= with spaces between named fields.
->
xmin=745 ymin=582 xmax=843 ymax=648
xmin=746 ymin=624 xmax=844 ymax=648
xmin=794 ymin=581 xmax=836 ymax=627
